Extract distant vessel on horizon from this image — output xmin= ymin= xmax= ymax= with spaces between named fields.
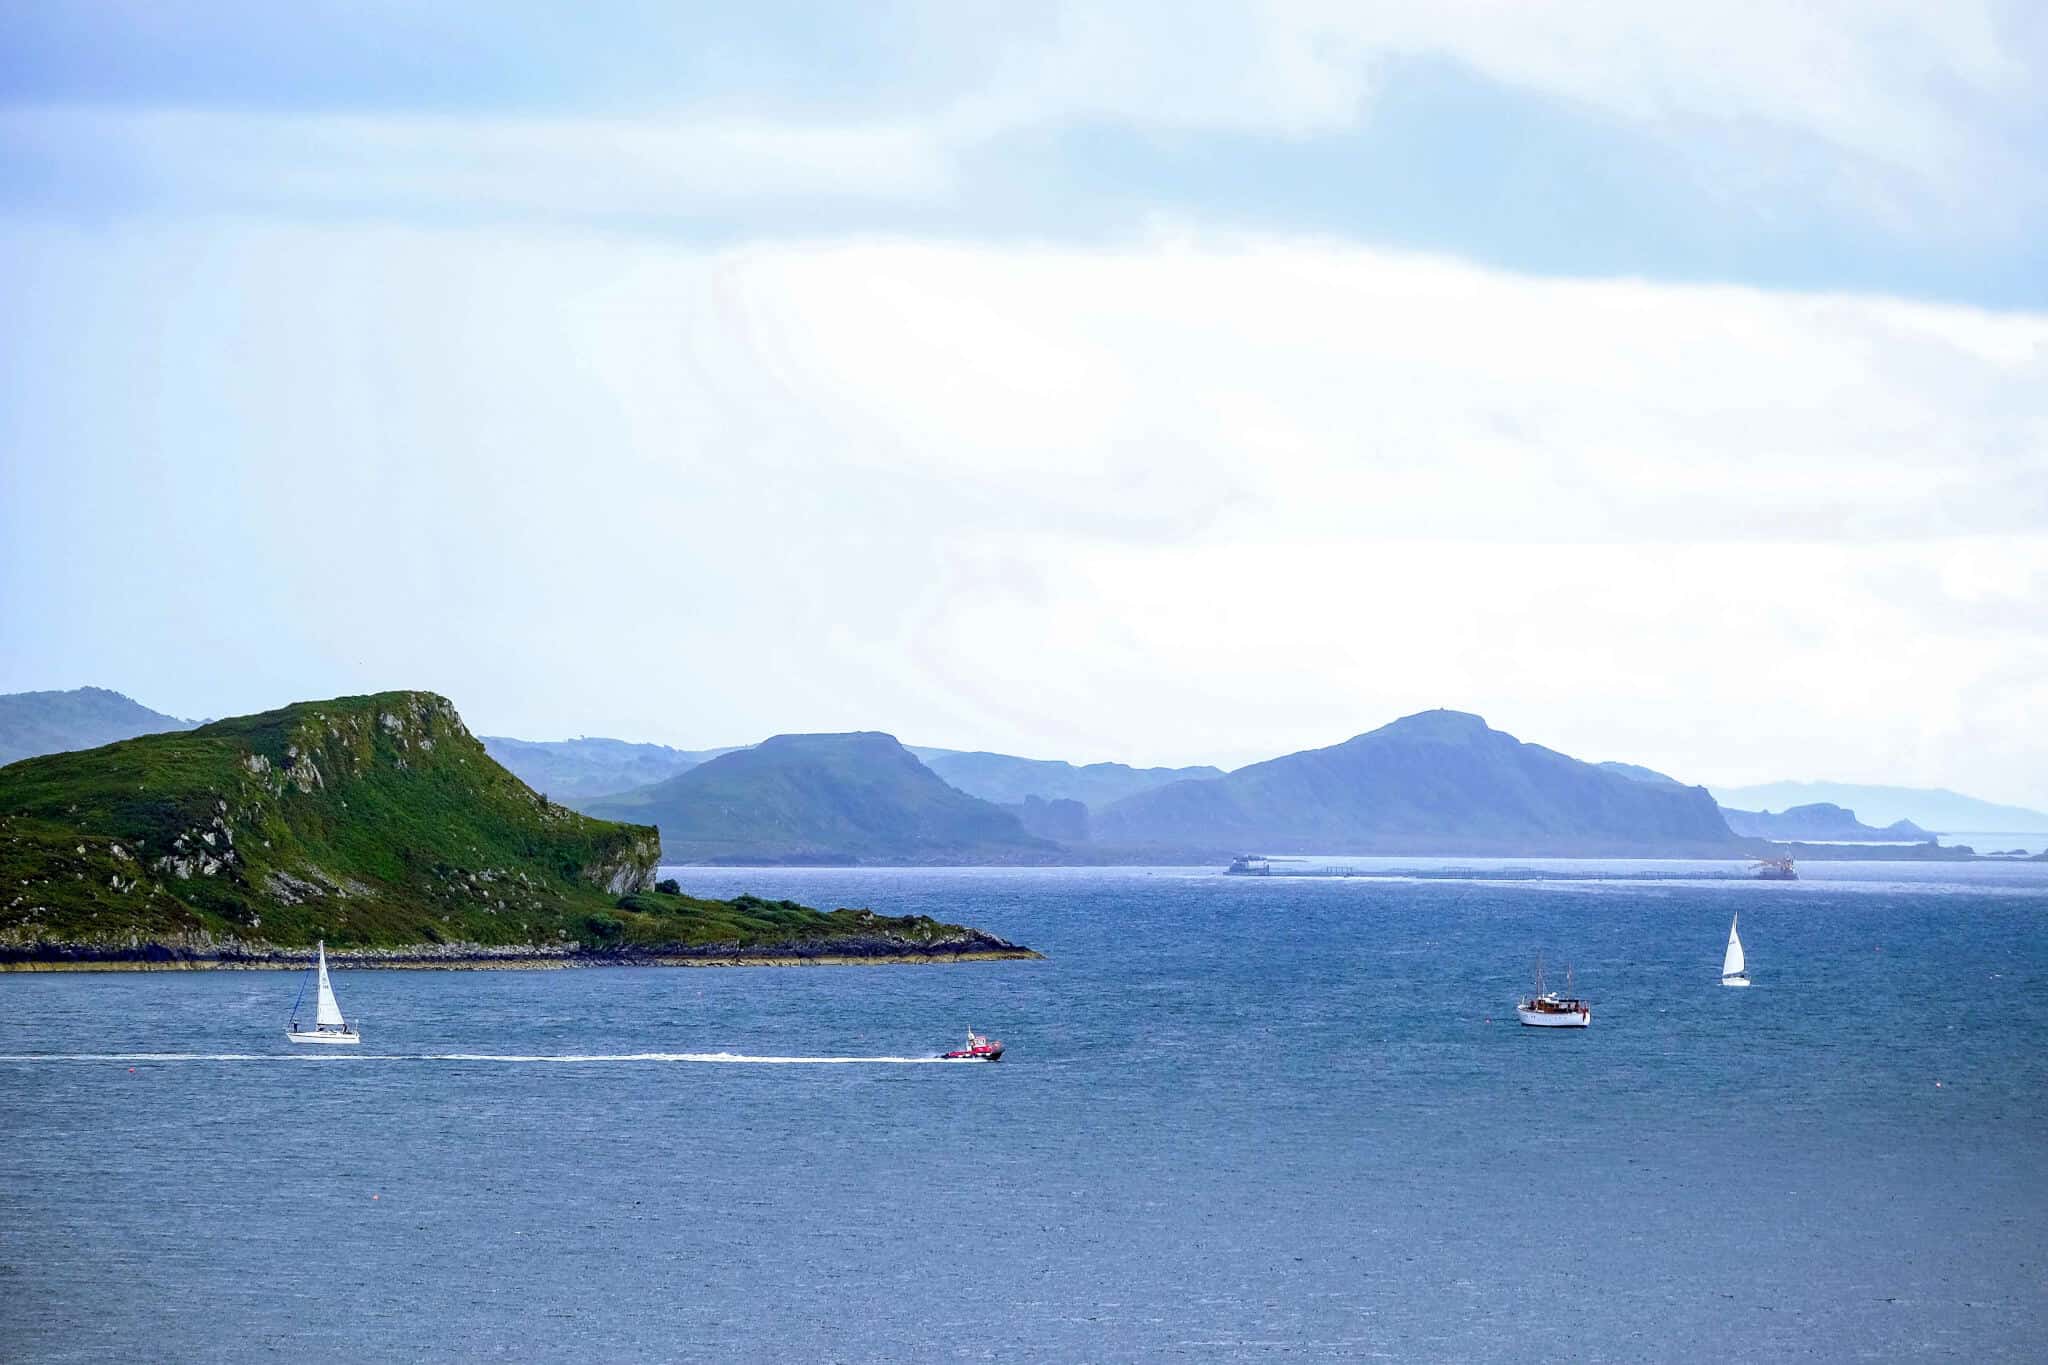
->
xmin=286 ymin=941 xmax=360 ymax=1045
xmin=1225 ymin=854 xmax=1272 ymax=875
xmin=1721 ymin=914 xmax=1750 ymax=987
xmin=1516 ymin=956 xmax=1590 ymax=1028
xmin=1753 ymin=856 xmax=1797 ymax=880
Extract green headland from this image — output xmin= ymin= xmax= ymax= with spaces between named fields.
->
xmin=0 ymin=691 xmax=1034 ymax=969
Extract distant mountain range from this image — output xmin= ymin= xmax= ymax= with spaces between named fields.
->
xmin=1719 ymin=803 xmax=1931 ymax=843
xmin=1708 ymin=781 xmax=2048 ymax=833
xmin=480 ymin=735 xmax=739 ymax=802
xmin=907 ymin=747 xmax=1223 ymax=809
xmin=1091 ymin=710 xmax=1742 ymax=856
xmin=12 ymin=686 xmax=2043 ymax=863
xmin=0 ymin=687 xmax=194 ymax=768
xmin=583 ymin=732 xmax=1061 ymax=864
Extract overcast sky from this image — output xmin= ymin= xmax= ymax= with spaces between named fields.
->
xmin=3 ymin=2 xmax=2046 ymax=805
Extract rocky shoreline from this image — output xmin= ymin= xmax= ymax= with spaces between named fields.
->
xmin=0 ymin=931 xmax=1042 ymax=971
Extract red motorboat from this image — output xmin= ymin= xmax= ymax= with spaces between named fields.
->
xmin=941 ymin=1029 xmax=1004 ymax=1062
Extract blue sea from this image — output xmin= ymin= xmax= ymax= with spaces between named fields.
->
xmin=5 ymin=861 xmax=2047 ymax=1362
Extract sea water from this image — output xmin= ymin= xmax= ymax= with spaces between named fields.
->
xmin=3 ymin=861 xmax=2045 ymax=1362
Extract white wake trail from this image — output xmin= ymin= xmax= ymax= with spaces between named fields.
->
xmin=0 ymin=1051 xmax=961 ymax=1065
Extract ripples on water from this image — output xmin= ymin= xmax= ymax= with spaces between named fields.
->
xmin=4 ymin=861 xmax=2046 ymax=1362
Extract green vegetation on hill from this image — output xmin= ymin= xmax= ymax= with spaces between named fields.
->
xmin=605 ymin=890 xmax=994 ymax=953
xmin=0 ymin=693 xmax=1028 ymax=964
xmin=586 ymin=731 xmax=1061 ymax=864
xmin=0 ymin=686 xmax=194 ymax=768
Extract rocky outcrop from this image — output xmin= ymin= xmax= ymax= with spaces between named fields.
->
xmin=586 ymin=831 xmax=661 ymax=895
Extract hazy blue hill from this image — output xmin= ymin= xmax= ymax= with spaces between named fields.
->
xmin=1092 ymin=709 xmax=1742 ymax=856
xmin=910 ymin=746 xmax=1224 ymax=809
xmin=1003 ymin=795 xmax=1090 ymax=844
xmin=1709 ymin=781 xmax=2048 ymax=833
xmin=585 ymin=732 xmax=1062 ymax=865
xmin=481 ymin=735 xmax=741 ymax=804
xmin=1597 ymin=760 xmax=1687 ymax=788
xmin=1721 ymin=802 xmax=1931 ymax=842
xmin=0 ymin=687 xmax=194 ymax=768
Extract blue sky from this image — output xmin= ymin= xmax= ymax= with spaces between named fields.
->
xmin=3 ymin=2 xmax=2046 ymax=803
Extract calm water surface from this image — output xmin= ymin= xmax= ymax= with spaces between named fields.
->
xmin=4 ymin=861 xmax=2046 ymax=1362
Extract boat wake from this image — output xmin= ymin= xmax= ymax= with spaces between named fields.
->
xmin=0 ymin=1051 xmax=962 ymax=1065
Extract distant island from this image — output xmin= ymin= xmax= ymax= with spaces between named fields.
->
xmin=1708 ymin=780 xmax=2048 ymax=834
xmin=0 ymin=692 xmax=1034 ymax=969
xmin=1090 ymin=710 xmax=1747 ymax=857
xmin=1719 ymin=802 xmax=1931 ymax=843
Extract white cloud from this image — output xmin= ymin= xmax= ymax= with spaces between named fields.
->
xmin=949 ymin=0 xmax=2037 ymax=208
xmin=6 ymin=2 xmax=2034 ymax=230
xmin=4 ymin=220 xmax=2045 ymax=802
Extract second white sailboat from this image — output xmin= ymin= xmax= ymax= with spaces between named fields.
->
xmin=1721 ymin=915 xmax=1750 ymax=988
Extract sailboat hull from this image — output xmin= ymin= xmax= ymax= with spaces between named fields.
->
xmin=1720 ymin=975 xmax=1751 ymax=988
xmin=1515 ymin=1007 xmax=1589 ymax=1027
xmin=286 ymin=1029 xmax=361 ymax=1045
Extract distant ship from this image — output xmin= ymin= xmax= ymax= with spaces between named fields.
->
xmin=1225 ymin=855 xmax=1272 ymax=876
xmin=1516 ymin=957 xmax=1590 ymax=1028
xmin=1721 ymin=914 xmax=1750 ymax=987
xmin=1753 ymin=856 xmax=1797 ymax=880
xmin=940 ymin=1029 xmax=1004 ymax=1062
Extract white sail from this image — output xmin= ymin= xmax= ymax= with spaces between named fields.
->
xmin=314 ymin=942 xmax=346 ymax=1028
xmin=1722 ymin=915 xmax=1746 ymax=979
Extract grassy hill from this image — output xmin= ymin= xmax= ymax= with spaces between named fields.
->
xmin=0 ymin=686 xmax=194 ymax=767
xmin=586 ymin=732 xmax=1062 ymax=864
xmin=0 ymin=693 xmax=1029 ymax=965
xmin=1093 ymin=709 xmax=1744 ymax=856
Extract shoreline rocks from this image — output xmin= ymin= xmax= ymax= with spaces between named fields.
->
xmin=0 ymin=929 xmax=1041 ymax=971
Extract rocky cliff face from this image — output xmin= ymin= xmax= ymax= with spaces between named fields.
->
xmin=589 ymin=831 xmax=661 ymax=895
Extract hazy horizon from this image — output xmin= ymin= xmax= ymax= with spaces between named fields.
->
xmin=4 ymin=4 xmax=2045 ymax=807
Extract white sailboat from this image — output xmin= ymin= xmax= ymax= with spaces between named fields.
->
xmin=1721 ymin=914 xmax=1750 ymax=988
xmin=286 ymin=940 xmax=361 ymax=1044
